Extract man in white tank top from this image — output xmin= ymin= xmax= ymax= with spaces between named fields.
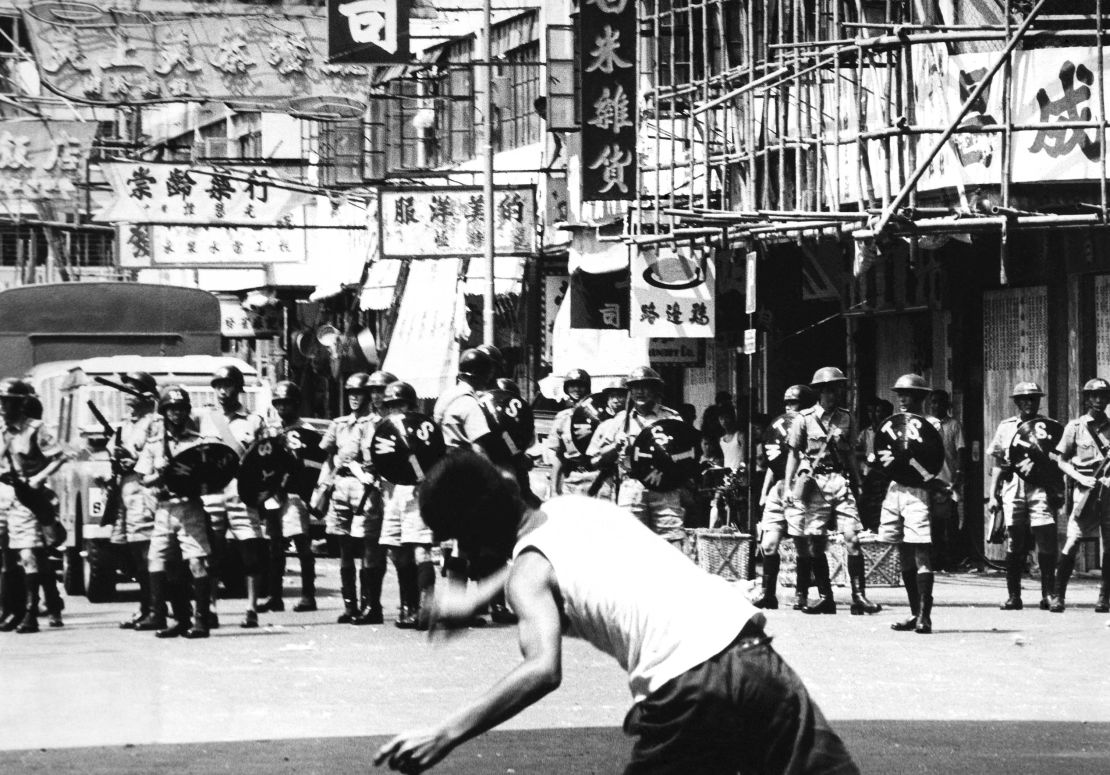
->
xmin=374 ymin=450 xmax=858 ymax=775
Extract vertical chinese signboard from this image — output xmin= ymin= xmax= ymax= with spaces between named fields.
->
xmin=579 ymin=0 xmax=637 ymax=201
xmin=328 ymin=0 xmax=411 ymax=63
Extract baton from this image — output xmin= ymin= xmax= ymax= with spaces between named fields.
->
xmin=86 ymin=400 xmax=116 ymax=436
xmin=93 ymin=376 xmax=147 ymax=399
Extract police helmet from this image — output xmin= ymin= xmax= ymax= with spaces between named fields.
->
xmin=1010 ymin=382 xmax=1045 ymax=399
xmin=159 ymin=385 xmax=191 ymax=412
xmin=0 ymin=378 xmax=34 ymax=400
xmin=783 ymin=384 xmax=815 ymax=405
xmin=121 ymin=371 xmax=157 ymax=397
xmin=496 ymin=378 xmax=522 ymax=398
xmin=211 ymin=364 xmax=245 ymax=390
xmin=476 ymin=343 xmax=504 ymax=368
xmin=624 ymin=366 xmax=664 ymax=388
xmin=345 ymin=372 xmax=372 ymax=392
xmin=892 ymin=374 xmax=931 ymax=393
xmin=563 ymin=368 xmax=592 ymax=392
xmin=383 ymin=381 xmax=418 ymax=407
xmin=24 ymin=394 xmax=43 ymax=420
xmin=1082 ymin=377 xmax=1110 ymax=394
xmin=811 ymin=366 xmax=848 ymax=386
xmin=458 ymin=348 xmax=495 ymax=378
xmin=272 ymin=381 xmax=302 ymax=404
xmin=367 ymin=370 xmax=398 ymax=389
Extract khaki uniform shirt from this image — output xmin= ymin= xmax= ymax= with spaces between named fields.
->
xmin=1055 ymin=414 xmax=1110 ymax=474
xmin=587 ymin=404 xmax=681 ymax=476
xmin=433 ymin=382 xmax=492 ymax=450
xmin=788 ymin=406 xmax=853 ymax=470
xmin=0 ymin=418 xmax=64 ymax=478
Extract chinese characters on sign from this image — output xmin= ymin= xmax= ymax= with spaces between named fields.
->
xmin=630 ymin=246 xmax=715 ymax=338
xmin=21 ymin=8 xmax=376 ymax=113
xmin=99 ymin=164 xmax=309 ymax=226
xmin=380 ymin=188 xmax=535 ymax=257
xmin=0 ymin=120 xmax=97 ymax=203
xmin=579 ymin=0 xmax=637 ymax=201
xmin=328 ymin=0 xmax=410 ymax=63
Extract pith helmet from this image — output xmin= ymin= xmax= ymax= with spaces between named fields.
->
xmin=367 ymin=370 xmax=398 ymax=389
xmin=272 ymin=381 xmax=302 ymax=403
xmin=1010 ymin=382 xmax=1045 ymax=399
xmin=211 ymin=364 xmax=245 ymax=389
xmin=892 ymin=374 xmax=931 ymax=393
xmin=345 ymin=372 xmax=372 ymax=392
xmin=783 ymin=384 xmax=815 ymax=405
xmin=811 ymin=366 xmax=847 ymax=386
xmin=383 ymin=381 xmax=417 ymax=406
xmin=624 ymin=366 xmax=664 ymax=387
xmin=1082 ymin=377 xmax=1110 ymax=394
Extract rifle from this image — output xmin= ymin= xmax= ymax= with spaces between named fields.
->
xmin=93 ymin=376 xmax=147 ymax=399
xmin=87 ymin=400 xmax=124 ymax=527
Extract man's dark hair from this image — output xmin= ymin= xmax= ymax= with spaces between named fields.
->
xmin=419 ymin=450 xmax=523 ymax=559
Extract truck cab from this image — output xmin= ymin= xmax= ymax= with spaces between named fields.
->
xmin=28 ymin=355 xmax=272 ymax=601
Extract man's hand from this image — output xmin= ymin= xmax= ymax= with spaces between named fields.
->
xmin=422 ymin=583 xmax=480 ymax=638
xmin=374 ymin=727 xmax=455 ymax=773
xmin=25 ymin=474 xmax=45 ymax=490
xmin=1076 ymin=473 xmax=1098 ymax=489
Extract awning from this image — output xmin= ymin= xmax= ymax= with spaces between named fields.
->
xmin=361 ymin=258 xmax=404 ymax=310
xmin=381 ymin=258 xmax=467 ymax=399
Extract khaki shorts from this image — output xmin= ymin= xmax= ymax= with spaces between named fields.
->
xmin=326 ymin=476 xmax=364 ymax=537
xmin=1065 ymin=484 xmax=1110 ymax=540
xmin=380 ymin=485 xmax=433 ymax=546
xmin=760 ymin=480 xmax=788 ymax=535
xmin=112 ymin=475 xmax=156 ymax=544
xmin=787 ymin=472 xmax=860 ymax=537
xmin=149 ymin=497 xmax=211 ymax=571
xmin=879 ymin=482 xmax=932 ymax=544
xmin=0 ymin=483 xmax=43 ymax=551
xmin=1001 ymin=476 xmax=1059 ymax=530
xmin=618 ymin=479 xmax=684 ymax=543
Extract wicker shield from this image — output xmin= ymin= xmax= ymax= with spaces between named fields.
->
xmin=628 ymin=419 xmax=701 ymax=492
xmin=283 ymin=426 xmax=327 ymax=499
xmin=476 ymin=389 xmax=535 ymax=463
xmin=370 ymin=412 xmax=446 ymax=485
xmin=1009 ymin=417 xmax=1064 ymax=489
xmin=238 ymin=435 xmax=298 ymax=506
xmin=762 ymin=411 xmax=799 ymax=480
xmin=873 ymin=413 xmax=945 ymax=487
xmin=164 ymin=442 xmax=240 ymax=497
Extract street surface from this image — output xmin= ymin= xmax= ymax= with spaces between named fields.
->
xmin=2 ymin=560 xmax=1110 ymax=773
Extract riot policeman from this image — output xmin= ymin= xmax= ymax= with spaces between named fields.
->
xmin=0 ymin=378 xmax=66 ymax=633
xmin=257 ymin=381 xmax=319 ymax=614
xmin=196 ymin=364 xmax=267 ymax=629
xmin=880 ymin=374 xmax=948 ymax=635
xmin=375 ymin=381 xmax=440 ymax=628
xmin=136 ymin=386 xmax=214 ymax=639
xmin=586 ymin=367 xmax=686 ymax=548
xmin=110 ymin=371 xmax=162 ymax=630
xmin=752 ymin=384 xmax=813 ymax=609
xmin=545 ymin=369 xmax=600 ymax=496
xmin=1051 ymin=378 xmax=1110 ymax=613
xmin=987 ymin=382 xmax=1062 ymax=610
xmin=783 ymin=367 xmax=878 ymax=616
xmin=316 ymin=372 xmax=384 ymax=624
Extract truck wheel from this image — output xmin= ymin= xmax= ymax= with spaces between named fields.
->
xmin=63 ymin=546 xmax=86 ymax=596
xmin=84 ymin=539 xmax=117 ymax=603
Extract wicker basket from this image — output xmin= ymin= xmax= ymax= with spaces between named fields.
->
xmin=771 ymin=534 xmax=900 ymax=587
xmin=685 ymin=528 xmax=752 ymax=581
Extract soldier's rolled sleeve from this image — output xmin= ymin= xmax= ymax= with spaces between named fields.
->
xmin=1055 ymin=423 xmax=1077 ymax=460
xmin=320 ymin=422 xmax=339 ymax=454
xmin=987 ymin=425 xmax=1009 ymax=463
xmin=786 ymin=414 xmax=806 ymax=451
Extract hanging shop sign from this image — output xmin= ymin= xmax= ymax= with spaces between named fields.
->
xmin=219 ymin=297 xmax=283 ymax=338
xmin=21 ymin=4 xmax=375 ymax=116
xmin=579 ymin=0 xmax=637 ymax=201
xmin=631 ymin=245 xmax=715 ymax=339
xmin=0 ymin=119 xmax=97 ymax=202
xmin=648 ymin=339 xmax=705 ymax=366
xmin=99 ymin=163 xmax=310 ymax=226
xmin=380 ymin=186 xmax=535 ymax=258
xmin=570 ymin=268 xmax=629 ymax=330
xmin=542 ymin=274 xmax=570 ymax=368
xmin=328 ymin=0 xmax=410 ymax=63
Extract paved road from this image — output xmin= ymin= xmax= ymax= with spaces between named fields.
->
xmin=2 ymin=560 xmax=1109 ymax=772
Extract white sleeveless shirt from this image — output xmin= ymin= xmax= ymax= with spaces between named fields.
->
xmin=513 ymin=496 xmax=760 ymax=704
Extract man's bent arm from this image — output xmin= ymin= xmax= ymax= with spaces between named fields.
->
xmin=375 ymin=550 xmax=564 ymax=772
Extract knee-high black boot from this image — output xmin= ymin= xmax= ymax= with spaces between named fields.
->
xmin=121 ymin=543 xmax=152 ymax=628
xmin=292 ymin=535 xmax=316 ymax=612
xmin=1051 ymin=552 xmax=1076 ymax=612
xmin=353 ymin=566 xmax=385 ymax=625
xmin=37 ymin=550 xmax=63 ymax=627
xmin=892 ymin=548 xmax=920 ymax=631
xmin=915 ymin=571 xmax=934 ymax=634
xmin=414 ymin=560 xmax=436 ymax=631
xmin=793 ymin=555 xmax=812 ymax=610
xmin=338 ymin=565 xmax=358 ymax=623
xmin=15 ymin=572 xmax=39 ymax=634
xmin=1037 ymin=552 xmax=1056 ymax=610
xmin=135 ymin=571 xmax=168 ymax=631
xmin=0 ymin=567 xmax=27 ymax=631
xmin=802 ymin=547 xmax=836 ymax=614
xmin=185 ymin=576 xmax=211 ymax=639
xmin=1000 ymin=552 xmax=1023 ymax=610
xmin=391 ymin=548 xmax=420 ymax=628
xmin=848 ymin=554 xmax=882 ymax=614
xmin=1096 ymin=554 xmax=1110 ymax=613
xmin=752 ymin=554 xmax=780 ymax=609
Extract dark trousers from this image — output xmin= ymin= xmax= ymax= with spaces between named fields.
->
xmin=623 ymin=628 xmax=859 ymax=775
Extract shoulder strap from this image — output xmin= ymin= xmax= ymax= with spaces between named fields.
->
xmin=1084 ymin=417 xmax=1110 ymax=457
xmin=209 ymin=410 xmax=246 ymax=457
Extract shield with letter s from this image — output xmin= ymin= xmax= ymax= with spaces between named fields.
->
xmin=1008 ymin=417 xmax=1064 ymax=489
xmin=628 ymin=419 xmax=701 ymax=492
xmin=873 ymin=413 xmax=945 ymax=487
xmin=283 ymin=426 xmax=327 ymax=499
xmin=164 ymin=442 xmax=240 ymax=497
xmin=238 ymin=435 xmax=299 ymax=507
xmin=370 ymin=412 xmax=446 ymax=486
xmin=476 ymin=389 xmax=535 ymax=463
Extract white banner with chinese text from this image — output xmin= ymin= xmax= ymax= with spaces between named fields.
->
xmin=630 ymin=245 xmax=715 ymax=339
xmin=380 ymin=187 xmax=535 ymax=257
xmin=0 ymin=119 xmax=98 ymax=206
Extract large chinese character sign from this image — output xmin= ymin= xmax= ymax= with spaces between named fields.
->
xmin=328 ymin=0 xmax=410 ymax=63
xmin=579 ymin=0 xmax=637 ymax=201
